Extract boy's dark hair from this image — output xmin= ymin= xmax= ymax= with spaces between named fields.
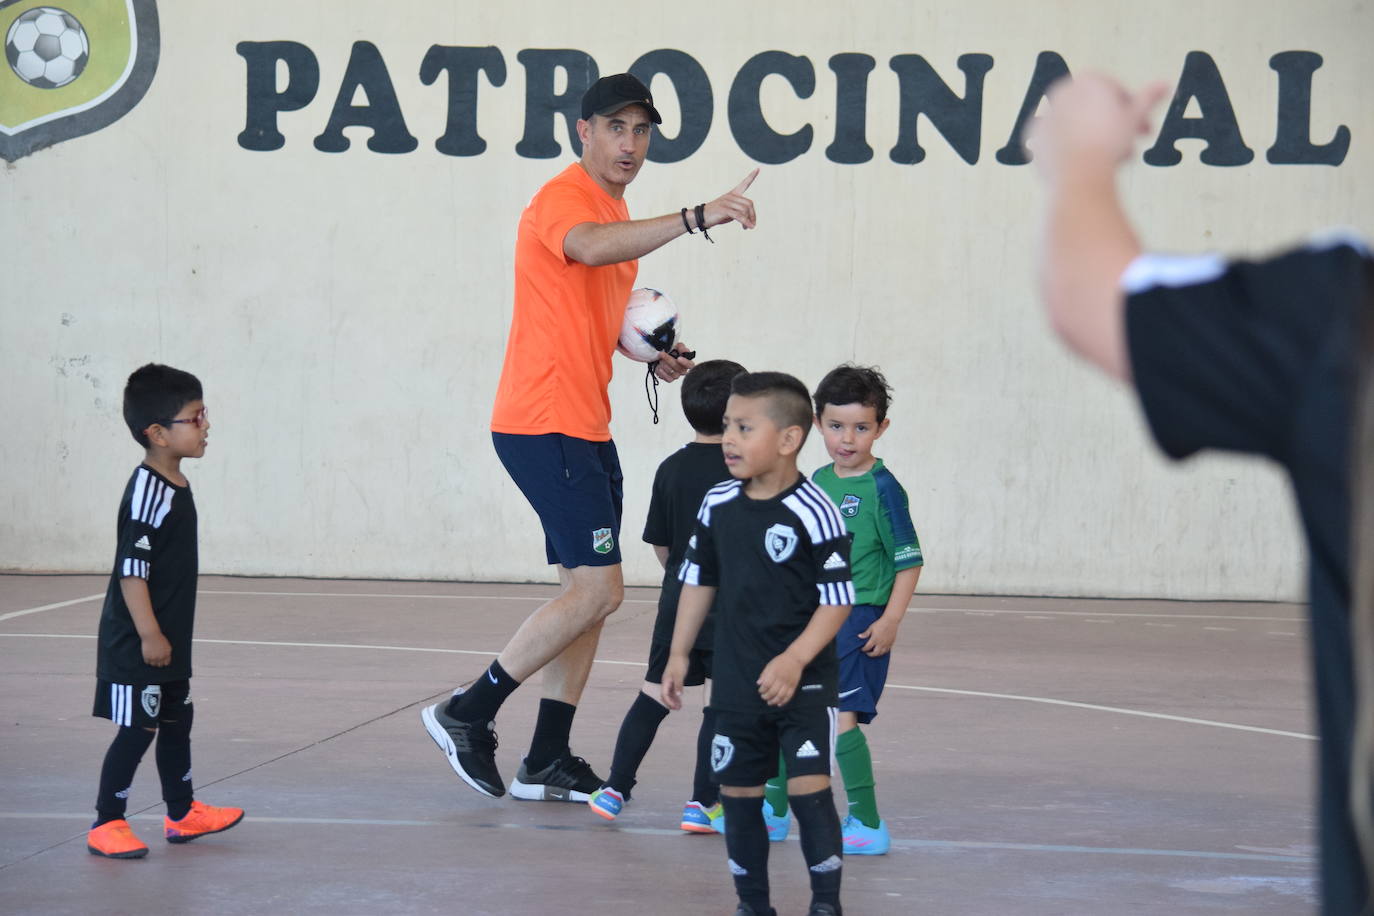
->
xmin=681 ymin=359 xmax=747 ymax=434
xmin=730 ymin=371 xmax=814 ymax=443
xmin=813 ymin=364 xmax=893 ymax=423
xmin=123 ymin=363 xmax=203 ymax=448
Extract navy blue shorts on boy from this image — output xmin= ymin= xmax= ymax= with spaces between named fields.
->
xmin=710 ymin=705 xmax=837 ymax=786
xmin=837 ymin=603 xmax=890 ymax=724
xmin=645 ymin=641 xmax=713 ymax=687
xmin=492 ymin=432 xmax=623 ymax=568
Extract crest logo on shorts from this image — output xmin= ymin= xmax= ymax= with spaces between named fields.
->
xmin=139 ymin=683 xmax=161 ymax=719
xmin=839 ymin=494 xmax=861 ymax=518
xmin=592 ymin=527 xmax=614 ymax=555
xmin=764 ymin=524 xmax=798 ymax=563
xmin=710 ymin=733 xmax=734 ymax=772
xmin=1 ymin=1 xmax=160 ymax=162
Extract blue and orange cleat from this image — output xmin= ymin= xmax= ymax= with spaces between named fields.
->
xmin=588 ymin=786 xmax=625 ymax=821
xmin=680 ymin=800 xmax=725 ymax=834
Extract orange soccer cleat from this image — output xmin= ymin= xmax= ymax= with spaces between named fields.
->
xmin=87 ymin=819 xmax=149 ymax=858
xmin=163 ymin=800 xmax=244 ymax=844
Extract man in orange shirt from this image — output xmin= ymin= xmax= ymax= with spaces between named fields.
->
xmin=423 ymin=73 xmax=760 ymax=801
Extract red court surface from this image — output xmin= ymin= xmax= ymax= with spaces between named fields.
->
xmin=0 ymin=574 xmax=1316 ymax=914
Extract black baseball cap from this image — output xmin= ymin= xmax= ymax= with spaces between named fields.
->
xmin=581 ymin=73 xmax=662 ymax=124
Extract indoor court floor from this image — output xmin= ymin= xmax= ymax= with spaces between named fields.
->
xmin=0 ymin=574 xmax=1317 ymax=914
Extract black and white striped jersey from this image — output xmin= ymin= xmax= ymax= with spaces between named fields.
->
xmin=680 ymin=475 xmax=855 ymax=712
xmin=96 ymin=464 xmax=199 ymax=683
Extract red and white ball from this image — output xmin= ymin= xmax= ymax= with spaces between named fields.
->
xmin=616 ymin=287 xmax=679 ymax=362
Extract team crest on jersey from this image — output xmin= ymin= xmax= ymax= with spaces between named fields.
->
xmin=764 ymin=523 xmax=798 ymax=562
xmin=1 ymin=1 xmax=161 ymax=162
xmin=139 ymin=683 xmax=161 ymax=718
xmin=591 ymin=527 xmax=614 ymax=555
xmin=710 ymin=733 xmax=734 ymax=772
xmin=839 ymin=494 xmax=861 ymax=518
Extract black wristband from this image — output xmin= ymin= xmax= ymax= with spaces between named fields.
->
xmin=694 ymin=203 xmax=714 ymax=244
xmin=680 ymin=207 xmax=694 ymax=234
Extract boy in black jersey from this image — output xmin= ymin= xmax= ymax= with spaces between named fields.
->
xmin=86 ymin=364 xmax=244 ymax=859
xmin=664 ymin=372 xmax=855 ymax=916
xmin=589 ymin=359 xmax=747 ymax=831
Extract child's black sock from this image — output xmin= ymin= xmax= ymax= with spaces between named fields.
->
xmin=720 ymin=793 xmax=772 ymax=913
xmin=447 ymin=660 xmax=519 ymax=722
xmin=525 ymin=698 xmax=577 ymax=772
xmin=606 ymin=691 xmax=669 ymax=796
xmin=691 ymin=705 xmax=719 ymax=806
xmin=155 ymin=705 xmax=194 ymax=821
xmin=94 ymin=726 xmax=155 ymax=826
xmin=790 ymin=787 xmax=844 ymax=911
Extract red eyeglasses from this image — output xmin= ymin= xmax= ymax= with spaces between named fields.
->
xmin=161 ymin=407 xmax=209 ymax=429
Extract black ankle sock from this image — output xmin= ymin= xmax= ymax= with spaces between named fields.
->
xmin=447 ymin=660 xmax=519 ymax=722
xmin=95 ymin=726 xmax=155 ymax=826
xmin=525 ymin=698 xmax=577 ymax=772
xmin=720 ymin=794 xmax=771 ymax=912
xmin=790 ymin=787 xmax=844 ymax=909
xmin=607 ymin=692 xmax=669 ymax=796
xmin=691 ymin=706 xmax=719 ymax=806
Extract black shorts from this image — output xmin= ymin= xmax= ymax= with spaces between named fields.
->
xmin=710 ymin=705 xmax=837 ymax=787
xmin=93 ymin=679 xmax=191 ymax=729
xmin=645 ymin=641 xmax=713 ymax=686
xmin=492 ymin=432 xmax=624 ymax=568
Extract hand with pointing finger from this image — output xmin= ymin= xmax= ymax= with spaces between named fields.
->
xmin=702 ymin=168 xmax=759 ymax=230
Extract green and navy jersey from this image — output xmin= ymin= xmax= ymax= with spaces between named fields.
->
xmin=96 ymin=465 xmax=199 ymax=683
xmin=812 ymin=458 xmax=922 ymax=607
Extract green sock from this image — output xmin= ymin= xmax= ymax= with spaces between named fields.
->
xmin=836 ymin=727 xmax=880 ymax=828
xmin=764 ymin=751 xmax=789 ymax=817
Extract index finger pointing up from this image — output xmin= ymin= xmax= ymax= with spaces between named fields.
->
xmin=733 ymin=167 xmax=760 ymax=195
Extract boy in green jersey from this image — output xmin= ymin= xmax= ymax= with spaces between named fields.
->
xmin=762 ymin=365 xmax=923 ymax=854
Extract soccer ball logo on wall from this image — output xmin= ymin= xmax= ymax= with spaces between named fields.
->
xmin=0 ymin=0 xmax=161 ymax=163
xmin=5 ymin=7 xmax=89 ymax=89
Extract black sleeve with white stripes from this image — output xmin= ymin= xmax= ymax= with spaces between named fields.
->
xmin=116 ymin=467 xmax=177 ymax=580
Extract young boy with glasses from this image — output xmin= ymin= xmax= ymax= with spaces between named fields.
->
xmin=86 ymin=363 xmax=244 ymax=859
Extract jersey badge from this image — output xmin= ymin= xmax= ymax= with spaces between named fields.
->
xmin=710 ymin=734 xmax=735 ymax=772
xmin=140 ymin=684 xmax=161 ymax=719
xmin=134 ymin=535 xmax=152 ymax=551
xmin=839 ymin=494 xmax=861 ymax=517
xmin=764 ymin=524 xmax=798 ymax=562
xmin=592 ymin=527 xmax=614 ymax=555
xmin=822 ymin=552 xmax=847 ymax=571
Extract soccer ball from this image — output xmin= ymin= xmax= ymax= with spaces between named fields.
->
xmin=617 ymin=288 xmax=679 ymax=362
xmin=6 ymin=7 xmax=89 ymax=90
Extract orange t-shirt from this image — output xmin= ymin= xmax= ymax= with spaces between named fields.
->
xmin=491 ymin=163 xmax=637 ymax=441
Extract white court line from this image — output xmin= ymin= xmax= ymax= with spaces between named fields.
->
xmin=196 ymin=590 xmax=1303 ymax=623
xmin=0 ymin=812 xmax=1313 ymax=864
xmin=888 ymin=684 xmax=1315 ymax=741
xmin=0 ymin=632 xmax=1313 ymax=738
xmin=0 ymin=593 xmax=103 ymax=623
xmin=199 ymin=589 xmax=659 ymax=605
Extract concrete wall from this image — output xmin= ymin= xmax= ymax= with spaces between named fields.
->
xmin=2 ymin=1 xmax=1370 ymax=598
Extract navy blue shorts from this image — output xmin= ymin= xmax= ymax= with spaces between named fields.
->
xmin=836 ymin=604 xmax=891 ymax=724
xmin=492 ymin=432 xmax=623 ymax=568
